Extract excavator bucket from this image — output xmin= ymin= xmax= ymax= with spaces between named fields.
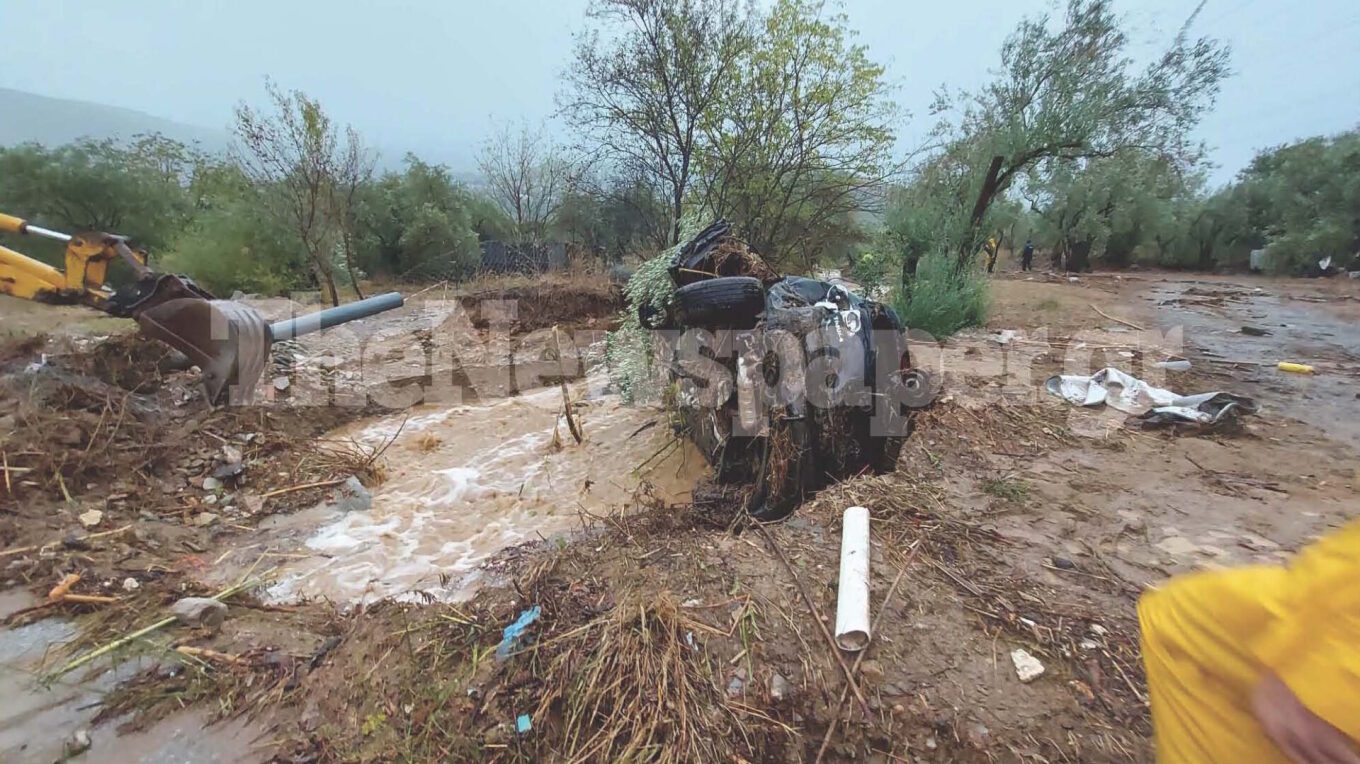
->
xmin=134 ymin=291 xmax=405 ymax=405
xmin=135 ymin=298 xmax=272 ymax=404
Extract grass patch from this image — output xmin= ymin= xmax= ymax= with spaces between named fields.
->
xmin=982 ymin=475 xmax=1030 ymax=502
xmin=1036 ymin=298 xmax=1061 ymax=311
xmin=893 ymin=253 xmax=989 ymax=338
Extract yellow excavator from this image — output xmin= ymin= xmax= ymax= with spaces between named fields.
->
xmin=0 ymin=212 xmax=403 ymax=402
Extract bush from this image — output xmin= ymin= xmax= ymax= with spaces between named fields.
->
xmin=892 ymin=253 xmax=989 ymax=338
xmin=160 ymin=191 xmax=311 ymax=296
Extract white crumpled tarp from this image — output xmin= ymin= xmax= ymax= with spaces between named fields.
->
xmin=1045 ymin=367 xmax=1255 ymax=425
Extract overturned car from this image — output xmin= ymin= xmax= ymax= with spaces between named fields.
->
xmin=643 ymin=220 xmax=935 ymax=520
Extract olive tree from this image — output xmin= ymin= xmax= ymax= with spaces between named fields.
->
xmin=909 ymin=0 xmax=1229 ymax=272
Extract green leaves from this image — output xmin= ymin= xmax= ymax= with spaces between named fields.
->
xmin=0 ymin=135 xmax=199 ymax=252
xmin=352 ymin=156 xmax=489 ymax=281
xmin=698 ymin=0 xmax=896 ymax=271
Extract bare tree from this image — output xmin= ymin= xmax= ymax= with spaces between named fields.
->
xmin=561 ymin=0 xmax=751 ymax=245
xmin=476 ymin=121 xmax=571 ymax=242
xmin=330 ymin=125 xmax=376 ymax=298
xmin=233 ymin=80 xmax=370 ymax=305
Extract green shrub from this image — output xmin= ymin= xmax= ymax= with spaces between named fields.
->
xmin=604 ymin=217 xmax=698 ymax=403
xmin=160 ymin=191 xmax=310 ymax=296
xmin=892 ymin=253 xmax=989 ymax=338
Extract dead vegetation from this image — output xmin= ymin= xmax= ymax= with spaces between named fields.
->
xmin=16 ymin=272 xmax=1352 ymax=762
xmin=456 ymin=273 xmax=625 ymax=334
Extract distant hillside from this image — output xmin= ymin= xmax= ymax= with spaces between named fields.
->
xmin=0 ymin=88 xmax=229 ymax=153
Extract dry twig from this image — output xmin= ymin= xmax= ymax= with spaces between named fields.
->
xmin=755 ymin=522 xmax=872 ymax=717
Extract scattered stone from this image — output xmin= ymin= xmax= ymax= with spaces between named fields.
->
xmin=171 ymin=597 xmax=228 ymax=630
xmin=925 ymin=737 xmax=938 ymax=750
xmin=769 ymin=672 xmax=792 ymax=701
xmin=66 ymin=729 xmax=92 ymax=757
xmin=1080 ymin=639 xmax=1099 ymax=650
xmin=1011 ymin=648 xmax=1045 ymax=683
xmin=1240 ymin=325 xmax=1270 ymax=337
xmin=122 ymin=577 xmax=140 ymax=591
xmin=726 ymin=676 xmax=744 ymax=698
xmin=202 ymin=494 xmax=219 ymax=506
xmin=1051 ymin=556 xmax=1076 ymax=570
xmin=966 ymin=722 xmax=990 ymax=748
xmin=202 ymin=476 xmax=224 ymax=492
xmin=332 ymin=476 xmax=373 ymax=513
xmin=859 ymin=659 xmax=885 ymax=684
xmin=1090 ymin=624 xmax=1108 ymax=636
xmin=1239 ymin=532 xmax=1279 ymax=552
xmin=78 ymin=509 xmax=103 ymax=528
xmin=1157 ymin=536 xmax=1200 ymax=557
xmin=222 ymin=445 xmax=244 ymax=465
xmin=273 ymin=376 xmax=290 ymax=391
xmin=193 ymin=512 xmax=219 ymax=527
xmin=241 ymin=495 xmax=265 ymax=515
xmin=211 ymin=461 xmax=246 ymax=481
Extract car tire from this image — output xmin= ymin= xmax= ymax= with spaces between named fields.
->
xmin=674 ymin=277 xmax=765 ymax=329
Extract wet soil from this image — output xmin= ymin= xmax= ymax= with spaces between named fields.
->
xmin=1 ymin=270 xmax=1356 ymax=762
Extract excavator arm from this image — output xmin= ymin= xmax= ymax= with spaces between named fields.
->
xmin=0 ymin=212 xmax=156 ymax=309
xmin=1 ymin=210 xmax=404 ymax=403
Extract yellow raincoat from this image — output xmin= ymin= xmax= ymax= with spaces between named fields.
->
xmin=1139 ymin=518 xmax=1360 ymax=762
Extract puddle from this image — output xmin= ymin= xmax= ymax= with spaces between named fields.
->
xmin=0 ymin=618 xmax=156 ymax=763
xmin=83 ymin=709 xmax=267 ymax=764
xmin=264 ymin=376 xmax=707 ymax=605
xmin=1148 ymin=282 xmax=1360 ymax=447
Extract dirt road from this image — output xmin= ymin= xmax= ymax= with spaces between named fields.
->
xmin=0 ymin=270 xmax=1355 ymax=762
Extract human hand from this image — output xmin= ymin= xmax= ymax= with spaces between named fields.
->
xmin=1252 ymin=673 xmax=1360 ymax=764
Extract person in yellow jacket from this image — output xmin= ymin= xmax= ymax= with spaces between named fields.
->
xmin=1138 ymin=518 xmax=1360 ymax=763
xmin=984 ymin=237 xmax=999 ymax=274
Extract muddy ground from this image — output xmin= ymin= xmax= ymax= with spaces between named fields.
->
xmin=0 ymin=270 xmax=1356 ymax=763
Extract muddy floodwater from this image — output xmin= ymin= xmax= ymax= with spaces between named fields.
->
xmin=1148 ymin=281 xmax=1360 ymax=447
xmin=263 ymin=378 xmax=707 ymax=605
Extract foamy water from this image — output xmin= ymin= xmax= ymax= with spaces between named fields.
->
xmin=265 ymin=378 xmax=705 ymax=605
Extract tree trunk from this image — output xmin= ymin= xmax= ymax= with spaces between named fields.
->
xmin=900 ymin=246 xmax=921 ymax=303
xmin=954 ymin=155 xmax=1006 ymax=273
xmin=670 ymin=187 xmax=684 ymax=246
xmin=312 ymin=257 xmax=340 ymax=307
xmin=342 ymin=231 xmax=365 ymax=300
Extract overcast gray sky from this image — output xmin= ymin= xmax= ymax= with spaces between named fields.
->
xmin=2 ymin=0 xmax=1357 ymax=184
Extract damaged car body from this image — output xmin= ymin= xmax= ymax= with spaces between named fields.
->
xmin=646 ymin=220 xmax=935 ymax=521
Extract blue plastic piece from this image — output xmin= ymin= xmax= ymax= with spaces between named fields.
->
xmin=516 ymin=715 xmax=532 ymax=734
xmin=495 ymin=605 xmax=541 ymax=662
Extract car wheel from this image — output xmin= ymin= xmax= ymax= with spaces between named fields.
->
xmin=746 ymin=414 xmax=810 ymax=522
xmin=674 ymin=277 xmax=765 ymax=329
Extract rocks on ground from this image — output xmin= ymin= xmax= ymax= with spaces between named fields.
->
xmin=170 ymin=597 xmax=228 ymax=630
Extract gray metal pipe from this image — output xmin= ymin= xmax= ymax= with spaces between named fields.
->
xmin=268 ymin=291 xmax=405 ymax=341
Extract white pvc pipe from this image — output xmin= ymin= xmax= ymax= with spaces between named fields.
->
xmin=834 ymin=506 xmax=871 ymax=651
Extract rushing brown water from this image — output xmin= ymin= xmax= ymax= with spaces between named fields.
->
xmin=265 ymin=377 xmax=706 ymax=605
